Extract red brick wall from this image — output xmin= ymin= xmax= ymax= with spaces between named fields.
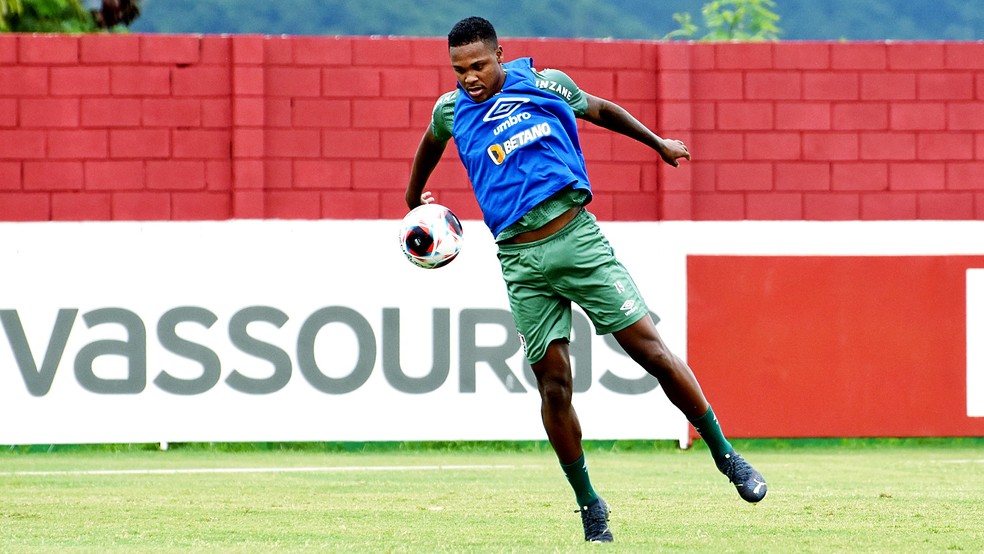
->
xmin=2 ymin=34 xmax=983 ymax=221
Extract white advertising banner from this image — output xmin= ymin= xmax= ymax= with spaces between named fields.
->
xmin=968 ymin=269 xmax=984 ymax=417
xmin=0 ymin=219 xmax=689 ymax=446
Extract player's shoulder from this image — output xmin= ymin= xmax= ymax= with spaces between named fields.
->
xmin=532 ymin=67 xmax=580 ymax=104
xmin=435 ymin=89 xmax=459 ymax=108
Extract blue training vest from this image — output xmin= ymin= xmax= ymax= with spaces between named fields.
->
xmin=451 ymin=58 xmax=592 ymax=237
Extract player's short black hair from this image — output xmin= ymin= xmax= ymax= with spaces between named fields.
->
xmin=448 ymin=16 xmax=498 ymax=50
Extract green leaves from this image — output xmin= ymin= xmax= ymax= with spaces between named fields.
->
xmin=666 ymin=0 xmax=783 ymax=42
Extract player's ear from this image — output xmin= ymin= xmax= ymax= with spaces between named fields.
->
xmin=495 ymin=45 xmax=503 ymax=62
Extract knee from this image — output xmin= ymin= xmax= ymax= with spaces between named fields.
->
xmin=633 ymin=341 xmax=678 ymax=379
xmin=532 ymin=361 xmax=573 ymax=405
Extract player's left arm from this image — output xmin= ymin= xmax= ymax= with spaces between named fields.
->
xmin=580 ymin=92 xmax=691 ymax=167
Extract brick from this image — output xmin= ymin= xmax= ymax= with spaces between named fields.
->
xmin=263 ymin=38 xmax=293 ymax=64
xmin=773 ymin=43 xmax=829 ymax=70
xmin=19 ymin=35 xmax=78 ymax=64
xmin=409 ymin=38 xmax=449 ymax=67
xmin=890 ymin=103 xmax=945 ymax=130
xmin=324 ymin=129 xmax=381 ymax=159
xmin=0 ymin=99 xmax=13 ymax=126
xmin=860 ymin=73 xmax=917 ymax=100
xmin=918 ymin=192 xmax=975 ymax=219
xmin=861 ymin=192 xmax=918 ymax=219
xmin=568 ymin=70 xmax=614 ymax=99
xmin=804 ymin=192 xmax=860 ymax=220
xmin=691 ymin=72 xmax=743 ymax=100
xmin=887 ymin=43 xmax=944 ymax=70
xmin=888 ymin=162 xmax=945 ymax=190
xmin=111 ymin=67 xmax=170 ymax=96
xmin=322 ymin=191 xmax=381 ymax=219
xmin=658 ymin=191 xmax=693 ymax=220
xmin=655 ymin=42 xmax=692 ymax=71
xmin=689 ymin=44 xmax=716 ymax=70
xmin=264 ymin=191 xmax=322 ymax=219
xmin=264 ymin=129 xmax=320 ymax=158
xmin=0 ymin=67 xmax=48 ymax=96
xmin=265 ymin=67 xmax=321 ymax=97
xmin=657 ymin=71 xmax=690 ymax=101
xmin=830 ymin=43 xmax=886 ymax=69
xmin=0 ymin=162 xmax=19 ymax=188
xmin=294 ymin=160 xmax=352 ymax=189
xmin=293 ymin=37 xmax=352 ymax=65
xmin=803 ymin=72 xmax=859 ymax=100
xmin=140 ymin=35 xmax=199 ymax=65
xmin=173 ymin=130 xmax=231 ymax=159
xmin=147 ymin=161 xmax=206 ymax=190
xmin=292 ymin=99 xmax=352 ymax=128
xmin=172 ymin=192 xmax=232 ymax=220
xmin=323 ymin=68 xmax=381 ymax=97
xmin=112 ymin=192 xmax=171 ymax=220
xmin=716 ymin=162 xmax=772 ymax=191
xmin=521 ymin=38 xmax=587 ymax=67
xmin=20 ymin=98 xmax=79 ymax=128
xmin=0 ymin=130 xmax=45 ymax=159
xmin=353 ymin=160 xmax=409 ymax=189
xmin=588 ymin=40 xmax=648 ymax=69
xmin=51 ymin=67 xmax=111 ymax=96
xmin=947 ymin=162 xmax=984 ymax=190
xmin=745 ymin=71 xmax=801 ymax=100
xmin=232 ymin=161 xmax=264 ymax=190
xmin=945 ymin=43 xmax=984 ymax=70
xmin=717 ymin=102 xmax=773 ymax=130
xmin=0 ymin=193 xmax=49 ymax=220
xmin=831 ymin=162 xmax=888 ymax=191
xmin=199 ymin=36 xmax=231 ymax=64
xmin=232 ymin=129 xmax=263 ymax=158
xmin=775 ymin=162 xmax=829 ymax=190
xmin=689 ymin=132 xmax=743 ymax=160
xmin=232 ymin=97 xmax=264 ymax=126
xmin=81 ymin=98 xmax=142 ymax=127
xmin=775 ymin=102 xmax=831 ymax=130
xmin=142 ymin=99 xmax=201 ymax=127
xmin=261 ymin=160 xmax=290 ymax=189
xmin=23 ymin=160 xmax=82 ymax=190
xmin=589 ymin=162 xmax=642 ymax=192
xmin=616 ymin=71 xmax=657 ymax=100
xmin=110 ymin=129 xmax=170 ymax=158
xmin=172 ymin=67 xmax=232 ymax=96
xmin=918 ymin=73 xmax=974 ymax=100
xmin=947 ymin=103 xmax=984 ymax=131
xmin=802 ymin=132 xmax=859 ymax=161
xmin=264 ymin=98 xmax=292 ymax=127
xmin=716 ymin=43 xmax=772 ymax=69
xmin=692 ymin=192 xmax=744 ymax=220
xmin=746 ymin=192 xmax=803 ymax=219
xmin=48 ymin=130 xmax=108 ymax=159
xmin=860 ymin=133 xmax=916 ymax=160
xmin=352 ymin=38 xmax=412 ymax=66
xmin=0 ymin=35 xmax=15 ymax=63
xmin=84 ymin=161 xmax=144 ymax=190
xmin=832 ymin=103 xmax=889 ymax=130
xmin=745 ymin=132 xmax=800 ymax=160
xmin=80 ymin=35 xmax=139 ymax=64
xmin=205 ymin=160 xmax=232 ymax=191
xmin=917 ymin=133 xmax=974 ymax=160
xmin=352 ymin=99 xmax=410 ymax=129
xmin=52 ymin=193 xmax=112 ymax=221
xmin=611 ymin=192 xmax=658 ymax=220
xmin=233 ymin=66 xmax=264 ymax=95
xmin=232 ymin=190 xmax=263 ymax=217
xmin=232 ymin=36 xmax=264 ymax=65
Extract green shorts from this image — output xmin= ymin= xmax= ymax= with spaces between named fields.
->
xmin=496 ymin=208 xmax=656 ymax=364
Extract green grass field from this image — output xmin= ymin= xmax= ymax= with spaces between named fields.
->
xmin=1 ymin=440 xmax=982 ymax=552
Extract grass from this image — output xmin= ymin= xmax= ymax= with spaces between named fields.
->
xmin=0 ymin=440 xmax=982 ymax=552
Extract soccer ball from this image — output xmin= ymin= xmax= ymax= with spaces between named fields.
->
xmin=398 ymin=203 xmax=464 ymax=269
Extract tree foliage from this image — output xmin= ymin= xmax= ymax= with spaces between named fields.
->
xmin=666 ymin=0 xmax=782 ymax=41
xmin=0 ymin=0 xmax=139 ymax=32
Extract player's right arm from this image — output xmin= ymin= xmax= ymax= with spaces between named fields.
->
xmin=406 ymin=126 xmax=449 ymax=209
xmin=406 ymin=91 xmax=456 ymax=209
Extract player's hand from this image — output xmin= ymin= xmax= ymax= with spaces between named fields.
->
xmin=659 ymin=138 xmax=691 ymax=167
xmin=420 ymin=191 xmax=436 ymax=205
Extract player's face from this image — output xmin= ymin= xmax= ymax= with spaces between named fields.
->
xmin=449 ymin=40 xmax=505 ymax=103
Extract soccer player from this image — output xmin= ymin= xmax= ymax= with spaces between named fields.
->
xmin=405 ymin=16 xmax=767 ymax=543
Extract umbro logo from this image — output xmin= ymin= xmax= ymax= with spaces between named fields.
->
xmin=483 ymin=97 xmax=530 ymax=121
xmin=620 ymin=299 xmax=637 ymax=316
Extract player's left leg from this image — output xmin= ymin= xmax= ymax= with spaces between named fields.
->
xmin=613 ymin=316 xmax=768 ymax=503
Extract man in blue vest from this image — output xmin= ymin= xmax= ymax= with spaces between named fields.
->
xmin=405 ymin=16 xmax=766 ymax=543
